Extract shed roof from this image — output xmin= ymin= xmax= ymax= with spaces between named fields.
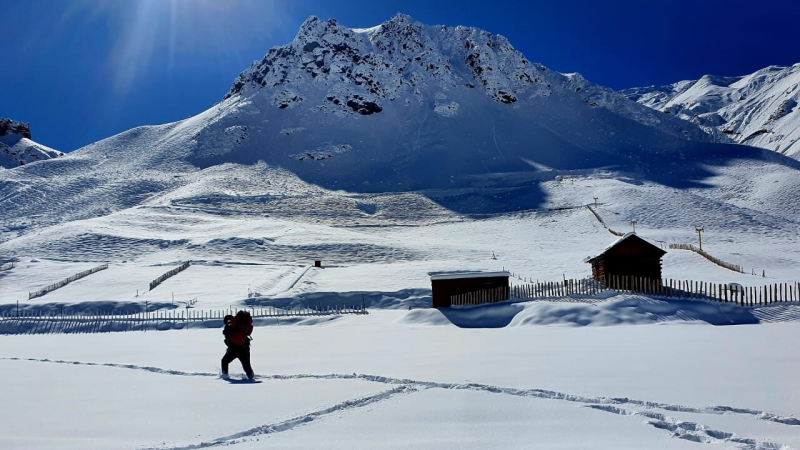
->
xmin=586 ymin=232 xmax=666 ymax=263
xmin=430 ymin=271 xmax=510 ymax=281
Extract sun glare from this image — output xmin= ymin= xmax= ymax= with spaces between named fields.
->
xmin=66 ymin=0 xmax=290 ymax=95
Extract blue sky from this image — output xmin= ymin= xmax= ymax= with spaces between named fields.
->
xmin=3 ymin=0 xmax=800 ymax=152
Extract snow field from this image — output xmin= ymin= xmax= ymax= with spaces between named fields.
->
xmin=3 ymin=182 xmax=798 ymax=311
xmin=234 ymin=388 xmax=706 ymax=450
xmin=0 ymin=359 xmax=387 ymax=450
xmin=1 ymin=313 xmax=798 ymax=449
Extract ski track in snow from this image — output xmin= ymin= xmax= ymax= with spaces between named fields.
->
xmin=3 ymin=357 xmax=797 ymax=449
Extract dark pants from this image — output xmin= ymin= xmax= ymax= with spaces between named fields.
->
xmin=221 ymin=345 xmax=254 ymax=379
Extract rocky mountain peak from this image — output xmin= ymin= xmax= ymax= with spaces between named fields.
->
xmin=0 ymin=118 xmax=32 ymax=139
xmin=0 ymin=118 xmax=63 ymax=169
xmin=222 ymin=13 xmax=553 ymax=112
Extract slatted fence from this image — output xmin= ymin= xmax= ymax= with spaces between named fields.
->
xmin=450 ymin=286 xmax=511 ymax=306
xmin=669 ymin=243 xmax=743 ymax=273
xmin=1 ymin=304 xmax=368 ymax=323
xmin=450 ymin=277 xmax=799 ymax=308
xmin=149 ymin=261 xmax=191 ymax=291
xmin=586 ymin=205 xmax=624 ymax=236
xmin=28 ymin=264 xmax=109 ymax=300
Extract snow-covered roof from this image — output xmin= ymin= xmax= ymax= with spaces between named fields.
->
xmin=430 ymin=271 xmax=510 ymax=281
xmin=602 ymin=232 xmax=637 ymax=253
xmin=586 ymin=232 xmax=665 ymax=262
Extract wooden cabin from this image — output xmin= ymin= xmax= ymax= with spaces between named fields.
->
xmin=586 ymin=233 xmax=666 ymax=287
xmin=430 ymin=271 xmax=510 ymax=308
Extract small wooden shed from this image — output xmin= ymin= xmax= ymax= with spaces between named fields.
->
xmin=586 ymin=233 xmax=666 ymax=286
xmin=430 ymin=271 xmax=510 ymax=308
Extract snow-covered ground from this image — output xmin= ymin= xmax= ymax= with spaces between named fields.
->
xmin=1 ymin=310 xmax=799 ymax=449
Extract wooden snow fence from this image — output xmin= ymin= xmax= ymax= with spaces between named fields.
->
xmin=28 ymin=264 xmax=109 ymax=300
xmin=149 ymin=261 xmax=191 ymax=291
xmin=450 ymin=285 xmax=511 ymax=306
xmin=669 ymin=243 xmax=743 ymax=273
xmin=586 ymin=206 xmax=624 ymax=236
xmin=457 ymin=277 xmax=800 ymax=308
xmin=600 ymin=275 xmax=800 ymax=306
xmin=0 ymin=304 xmax=368 ymax=333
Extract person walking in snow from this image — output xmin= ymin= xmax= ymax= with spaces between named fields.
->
xmin=221 ymin=310 xmax=255 ymax=380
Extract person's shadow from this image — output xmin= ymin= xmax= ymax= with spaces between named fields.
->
xmin=224 ymin=377 xmax=262 ymax=385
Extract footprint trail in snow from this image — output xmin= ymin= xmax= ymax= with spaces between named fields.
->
xmin=3 ymin=357 xmax=797 ymax=449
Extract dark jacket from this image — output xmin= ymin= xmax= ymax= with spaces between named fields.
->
xmin=223 ymin=313 xmax=252 ymax=348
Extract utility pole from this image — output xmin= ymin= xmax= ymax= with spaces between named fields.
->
xmin=631 ymin=220 xmax=638 ymax=233
xmin=593 ymin=197 xmax=598 ymax=208
xmin=695 ymin=227 xmax=704 ymax=251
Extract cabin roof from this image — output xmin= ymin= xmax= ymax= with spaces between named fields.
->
xmin=430 ymin=271 xmax=510 ymax=281
xmin=586 ymin=232 xmax=666 ymax=263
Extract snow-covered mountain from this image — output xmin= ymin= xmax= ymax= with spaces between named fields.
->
xmin=0 ymin=118 xmax=64 ymax=169
xmin=2 ymin=14 xmax=800 ymax=244
xmin=622 ymin=64 xmax=800 ymax=159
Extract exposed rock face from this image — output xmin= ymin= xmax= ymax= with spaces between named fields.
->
xmin=225 ymin=13 xmax=547 ymax=109
xmin=0 ymin=118 xmax=32 ymax=139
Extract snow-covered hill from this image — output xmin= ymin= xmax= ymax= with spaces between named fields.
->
xmin=622 ymin=64 xmax=800 ymax=159
xmin=0 ymin=118 xmax=63 ymax=169
xmin=1 ymin=14 xmax=800 ymax=245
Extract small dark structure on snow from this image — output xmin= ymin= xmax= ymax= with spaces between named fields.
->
xmin=586 ymin=233 xmax=666 ymax=286
xmin=430 ymin=271 xmax=510 ymax=308
xmin=314 ymin=260 xmax=322 ymax=268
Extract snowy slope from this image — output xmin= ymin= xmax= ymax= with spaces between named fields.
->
xmin=0 ymin=118 xmax=63 ymax=169
xmin=3 ymin=15 xmax=797 ymax=243
xmin=622 ymin=64 xmax=800 ymax=159
xmin=0 ymin=14 xmax=798 ymax=270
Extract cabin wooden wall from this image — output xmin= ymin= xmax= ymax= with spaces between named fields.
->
xmin=431 ymin=276 xmax=510 ymax=308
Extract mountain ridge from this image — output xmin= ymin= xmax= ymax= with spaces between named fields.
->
xmin=622 ymin=63 xmax=800 ymax=159
xmin=2 ymin=14 xmax=799 ymax=243
xmin=221 ymin=14 xmax=711 ymax=143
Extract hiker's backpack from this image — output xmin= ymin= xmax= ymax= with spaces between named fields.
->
xmin=227 ymin=311 xmax=253 ymax=346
